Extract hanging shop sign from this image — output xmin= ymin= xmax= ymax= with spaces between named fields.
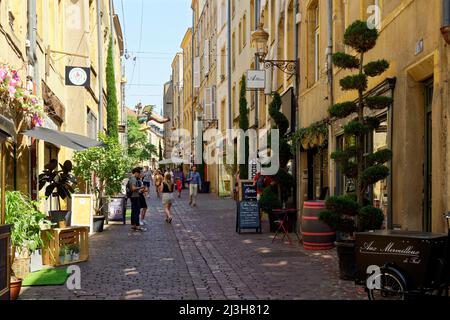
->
xmin=246 ymin=70 xmax=266 ymax=90
xmin=65 ymin=66 xmax=90 ymax=87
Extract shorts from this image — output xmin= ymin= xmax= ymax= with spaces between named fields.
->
xmin=139 ymin=194 xmax=147 ymax=209
xmin=162 ymin=193 xmax=173 ymax=206
xmin=143 ymin=181 xmax=151 ymax=188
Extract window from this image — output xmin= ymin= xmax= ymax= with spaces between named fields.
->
xmin=307 ymin=1 xmax=320 ymax=86
xmin=87 ymin=108 xmax=97 ymax=140
xmin=220 ymin=46 xmax=226 ymax=80
xmin=232 ymin=84 xmax=236 ymax=119
xmin=243 ymin=14 xmax=247 ymax=48
xmin=239 ymin=21 xmax=242 ymax=53
xmin=232 ymin=31 xmax=236 ymax=70
xmin=221 ymin=99 xmax=226 ymax=131
xmin=314 ymin=5 xmax=320 ymax=83
xmin=250 ymin=0 xmax=256 ymax=31
xmin=287 ymin=2 xmax=294 ymax=61
xmin=271 ymin=0 xmax=276 ymax=42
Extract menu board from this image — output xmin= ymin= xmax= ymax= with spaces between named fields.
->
xmin=237 ymin=201 xmax=261 ymax=234
xmin=239 ymin=180 xmax=257 ymax=202
xmin=71 ymin=194 xmax=94 ymax=231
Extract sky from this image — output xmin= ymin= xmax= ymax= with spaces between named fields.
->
xmin=114 ymin=0 xmax=192 ymax=115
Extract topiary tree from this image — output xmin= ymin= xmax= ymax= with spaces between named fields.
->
xmin=238 ymin=75 xmax=249 ymax=180
xmin=106 ymin=39 xmax=119 ymax=142
xmin=268 ymin=92 xmax=294 ymax=204
xmin=319 ymin=21 xmax=392 ymax=236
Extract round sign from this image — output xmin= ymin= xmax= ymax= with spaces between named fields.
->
xmin=68 ymin=67 xmax=88 ymax=86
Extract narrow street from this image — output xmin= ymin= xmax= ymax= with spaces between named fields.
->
xmin=20 ymin=193 xmax=364 ymax=300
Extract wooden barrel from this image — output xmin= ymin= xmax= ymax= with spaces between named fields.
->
xmin=301 ymin=201 xmax=336 ymax=250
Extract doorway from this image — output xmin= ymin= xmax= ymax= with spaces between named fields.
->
xmin=423 ymin=79 xmax=433 ymax=232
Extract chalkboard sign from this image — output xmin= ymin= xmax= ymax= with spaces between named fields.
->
xmin=239 ymin=180 xmax=257 ymax=202
xmin=236 ymin=201 xmax=261 ymax=234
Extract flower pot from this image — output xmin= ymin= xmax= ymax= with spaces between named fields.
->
xmin=64 ymin=254 xmax=72 ymax=264
xmin=59 ymin=256 xmax=65 ymax=265
xmin=335 ymin=240 xmax=356 ymax=281
xmin=48 ymin=210 xmax=70 ymax=226
xmin=58 ymin=221 xmax=66 ymax=229
xmin=93 ymin=216 xmax=105 ymax=233
xmin=72 ymin=253 xmax=80 ymax=261
xmin=10 ymin=278 xmax=22 ymax=301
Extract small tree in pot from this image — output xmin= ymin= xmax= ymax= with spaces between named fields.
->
xmin=5 ymin=191 xmax=52 ymax=299
xmin=319 ymin=21 xmax=392 ymax=280
xmin=39 ymin=159 xmax=77 ymax=226
xmin=73 ymin=134 xmax=127 ymax=232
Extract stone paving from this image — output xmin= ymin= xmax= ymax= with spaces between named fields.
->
xmin=19 ymin=192 xmax=366 ymax=300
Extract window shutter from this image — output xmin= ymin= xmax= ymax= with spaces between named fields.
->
xmin=204 ymin=87 xmax=212 ymax=119
xmin=204 ymin=39 xmax=210 ymax=76
xmin=211 ymin=85 xmax=216 ymax=119
xmin=194 ymin=57 xmax=200 ymax=88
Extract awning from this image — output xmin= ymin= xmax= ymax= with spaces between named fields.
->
xmin=23 ymin=127 xmax=105 ymax=151
xmin=158 ymin=157 xmax=188 ymax=165
xmin=0 ymin=115 xmax=16 ymax=142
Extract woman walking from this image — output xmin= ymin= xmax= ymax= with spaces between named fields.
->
xmin=160 ymin=172 xmax=174 ymax=223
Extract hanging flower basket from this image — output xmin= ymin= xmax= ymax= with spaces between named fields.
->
xmin=0 ymin=62 xmax=44 ymax=127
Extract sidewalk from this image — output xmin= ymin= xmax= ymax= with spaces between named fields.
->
xmin=19 ymin=192 xmax=365 ymax=300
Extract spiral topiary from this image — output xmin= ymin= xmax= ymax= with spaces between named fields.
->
xmin=320 ymin=20 xmax=392 ymax=236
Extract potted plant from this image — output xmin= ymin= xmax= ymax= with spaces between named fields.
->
xmin=319 ymin=21 xmax=392 ymax=280
xmin=59 ymin=246 xmax=67 ymax=265
xmin=69 ymin=244 xmax=80 ymax=261
xmin=64 ymin=246 xmax=72 ymax=264
xmin=38 ymin=159 xmax=77 ymax=226
xmin=73 ymin=134 xmax=127 ymax=232
xmin=5 ymin=191 xmax=52 ymax=300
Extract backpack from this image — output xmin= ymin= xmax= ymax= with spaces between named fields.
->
xmin=256 ymin=175 xmax=265 ymax=190
xmin=126 ymin=180 xmax=132 ymax=198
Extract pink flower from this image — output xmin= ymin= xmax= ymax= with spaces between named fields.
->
xmin=32 ymin=114 xmax=43 ymax=126
xmin=8 ymin=86 xmax=16 ymax=97
xmin=31 ymin=98 xmax=38 ymax=105
xmin=0 ymin=69 xmax=7 ymax=82
xmin=9 ymin=79 xmax=18 ymax=88
xmin=11 ymin=70 xmax=20 ymax=82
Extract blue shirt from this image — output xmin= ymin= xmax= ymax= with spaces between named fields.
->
xmin=188 ymin=172 xmax=202 ymax=185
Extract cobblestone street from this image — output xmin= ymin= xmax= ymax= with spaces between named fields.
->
xmin=20 ymin=193 xmax=366 ymax=300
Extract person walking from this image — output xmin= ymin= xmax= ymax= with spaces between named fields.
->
xmin=142 ymin=166 xmax=153 ymax=190
xmin=139 ymin=171 xmax=149 ymax=226
xmin=129 ymin=167 xmax=145 ymax=231
xmin=159 ymin=172 xmax=174 ymax=223
xmin=154 ymin=170 xmax=163 ymax=198
xmin=176 ymin=177 xmax=182 ymax=198
xmin=187 ymin=165 xmax=202 ymax=207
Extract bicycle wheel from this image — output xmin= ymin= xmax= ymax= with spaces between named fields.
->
xmin=367 ymin=269 xmax=407 ymax=300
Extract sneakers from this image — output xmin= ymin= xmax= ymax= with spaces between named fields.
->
xmin=140 ymin=220 xmax=147 ymax=226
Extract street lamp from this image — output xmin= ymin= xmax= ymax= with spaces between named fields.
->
xmin=251 ymin=23 xmax=298 ymax=75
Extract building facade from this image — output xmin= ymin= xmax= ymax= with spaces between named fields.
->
xmin=297 ymin=0 xmax=450 ymax=234
xmin=0 ymin=0 xmax=123 ymax=211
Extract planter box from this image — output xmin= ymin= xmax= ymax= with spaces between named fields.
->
xmin=42 ymin=227 xmax=89 ymax=267
xmin=0 ymin=225 xmax=11 ymax=300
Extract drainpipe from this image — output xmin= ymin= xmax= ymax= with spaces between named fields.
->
xmin=294 ymin=0 xmax=300 ymax=215
xmin=227 ymin=0 xmax=232 ymax=135
xmin=327 ymin=0 xmax=334 ymax=106
xmin=97 ymin=0 xmax=104 ymax=133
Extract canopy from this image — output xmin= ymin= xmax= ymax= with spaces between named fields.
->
xmin=23 ymin=127 xmax=105 ymax=151
xmin=0 ymin=115 xmax=16 ymax=142
xmin=158 ymin=157 xmax=188 ymax=165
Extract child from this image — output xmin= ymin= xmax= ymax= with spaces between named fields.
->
xmin=176 ymin=177 xmax=182 ymax=198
